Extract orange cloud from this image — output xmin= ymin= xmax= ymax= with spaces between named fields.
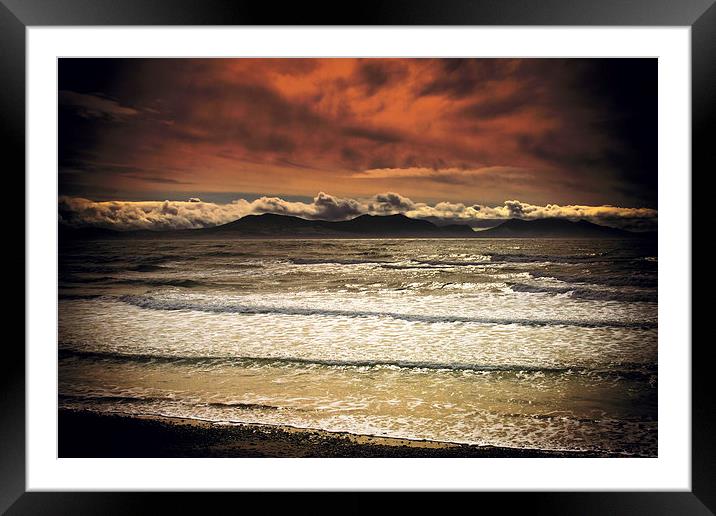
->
xmin=59 ymin=58 xmax=657 ymax=208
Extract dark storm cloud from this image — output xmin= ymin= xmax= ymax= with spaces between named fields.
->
xmin=418 ymin=59 xmax=510 ymax=99
xmin=461 ymin=92 xmax=532 ymax=120
xmin=577 ymin=59 xmax=658 ymax=207
xmin=58 ymin=58 xmax=656 ymax=210
xmin=59 ymin=91 xmax=140 ymax=120
xmin=354 ymin=60 xmax=408 ymax=97
xmin=161 ymin=81 xmax=324 ymax=151
xmin=123 ymin=175 xmax=195 ymax=185
xmin=341 ymin=125 xmax=404 ymax=144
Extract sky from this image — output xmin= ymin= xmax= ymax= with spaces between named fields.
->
xmin=58 ymin=58 xmax=657 ymax=231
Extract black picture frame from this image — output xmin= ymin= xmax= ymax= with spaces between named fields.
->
xmin=3 ymin=0 xmax=712 ymax=513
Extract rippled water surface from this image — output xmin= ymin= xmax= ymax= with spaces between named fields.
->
xmin=59 ymin=238 xmax=658 ymax=455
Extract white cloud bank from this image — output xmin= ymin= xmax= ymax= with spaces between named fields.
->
xmin=58 ymin=192 xmax=657 ymax=232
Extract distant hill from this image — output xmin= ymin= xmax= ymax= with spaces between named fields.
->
xmin=201 ymin=213 xmax=474 ymax=237
xmin=59 ymin=213 xmax=648 ymax=240
xmin=472 ymin=218 xmax=644 ymax=238
xmin=203 ymin=213 xmax=339 ymax=237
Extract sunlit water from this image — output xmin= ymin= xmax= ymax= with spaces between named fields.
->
xmin=59 ymin=238 xmax=657 ymax=455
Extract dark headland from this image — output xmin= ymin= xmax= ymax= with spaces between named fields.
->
xmin=60 ymin=213 xmax=651 ymax=241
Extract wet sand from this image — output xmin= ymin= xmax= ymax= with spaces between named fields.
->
xmin=59 ymin=409 xmax=619 ymax=458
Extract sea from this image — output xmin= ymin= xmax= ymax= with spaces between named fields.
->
xmin=58 ymin=237 xmax=658 ymax=456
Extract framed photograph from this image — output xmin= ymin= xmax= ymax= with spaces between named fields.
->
xmin=6 ymin=0 xmax=712 ymax=512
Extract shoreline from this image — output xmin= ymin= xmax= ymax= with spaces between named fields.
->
xmin=59 ymin=408 xmax=627 ymax=458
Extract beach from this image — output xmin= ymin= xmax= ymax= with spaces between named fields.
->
xmin=59 ymin=238 xmax=657 ymax=457
xmin=55 ymin=54 xmax=661 ymax=463
xmin=59 ymin=409 xmax=623 ymax=458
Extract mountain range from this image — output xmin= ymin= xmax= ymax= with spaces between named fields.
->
xmin=60 ymin=213 xmax=650 ymax=241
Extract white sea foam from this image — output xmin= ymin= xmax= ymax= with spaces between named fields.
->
xmin=58 ymin=237 xmax=658 ymax=454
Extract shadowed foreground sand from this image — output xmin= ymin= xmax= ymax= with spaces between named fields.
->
xmin=59 ymin=409 xmax=624 ymax=458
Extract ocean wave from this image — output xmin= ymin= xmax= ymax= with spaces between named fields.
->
xmin=289 ymin=256 xmax=552 ymax=268
xmin=61 ymin=263 xmax=172 ymax=274
xmin=58 ymin=294 xmax=104 ymax=300
xmin=60 ymin=264 xmax=121 ymax=274
xmin=58 ymin=348 xmax=656 ymax=379
xmin=112 ymin=278 xmax=203 ymax=288
xmin=60 ymin=275 xmax=206 ymax=288
xmin=60 ymin=274 xmax=114 ymax=284
xmin=253 ymin=254 xmax=656 ymax=274
xmin=202 ymin=250 xmax=253 ymax=257
xmin=489 ymin=253 xmax=611 ymax=264
xmin=203 ymin=401 xmax=282 ymax=410
xmin=128 ymin=264 xmax=169 ymax=272
xmin=289 ymin=258 xmax=387 ymax=265
xmin=530 ymin=270 xmax=657 ymax=288
xmin=399 ymin=258 xmax=493 ymax=268
xmin=490 ymin=252 xmax=657 ymax=267
xmin=508 ymin=283 xmax=657 ymax=303
xmin=114 ymin=294 xmax=656 ymax=329
xmin=206 ymin=263 xmax=265 ymax=270
xmin=58 ymin=392 xmax=283 ymax=410
xmin=59 ymin=393 xmax=171 ymax=404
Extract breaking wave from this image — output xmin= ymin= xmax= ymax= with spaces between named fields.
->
xmin=113 ymin=294 xmax=656 ymax=329
xmin=58 ymin=348 xmax=656 ymax=379
xmin=508 ymin=283 xmax=657 ymax=302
